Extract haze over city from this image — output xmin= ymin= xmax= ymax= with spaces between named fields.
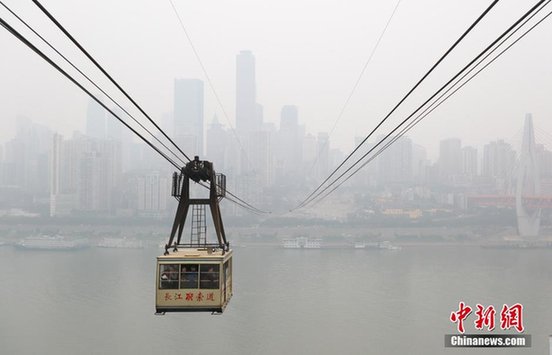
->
xmin=2 ymin=1 xmax=552 ymax=354
xmin=1 ymin=0 xmax=552 ymax=158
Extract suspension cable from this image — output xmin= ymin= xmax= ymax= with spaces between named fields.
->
xmin=0 ymin=16 xmax=181 ymax=170
xmin=31 ymin=0 xmax=192 ymax=163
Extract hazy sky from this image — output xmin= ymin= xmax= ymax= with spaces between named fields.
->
xmin=1 ymin=0 xmax=551 ymax=160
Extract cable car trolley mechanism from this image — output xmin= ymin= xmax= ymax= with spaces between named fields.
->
xmin=156 ymin=157 xmax=232 ymax=315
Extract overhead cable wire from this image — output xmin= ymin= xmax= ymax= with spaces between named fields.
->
xmin=0 ymin=0 xmax=188 ymax=167
xmin=342 ymin=0 xmax=551 ymax=187
xmin=298 ymin=0 xmax=544 ymax=209
xmin=225 ymin=196 xmax=265 ymax=215
xmin=168 ymin=0 xmax=272 ymax=214
xmin=196 ymin=181 xmax=269 ymax=214
xmin=295 ymin=0 xmax=501 ymax=210
xmin=308 ymin=1 xmax=549 ymax=207
xmin=362 ymin=0 xmax=551 ymax=171
xmin=309 ymin=0 xmax=402 ymax=172
xmin=0 ymin=16 xmax=181 ymax=170
xmin=2 ymin=2 xmax=267 ymax=215
xmin=168 ymin=0 xmax=251 ymax=167
xmin=224 ymin=189 xmax=271 ymax=214
xmin=31 ymin=0 xmax=192 ymax=163
xmin=311 ymin=3 xmax=552 ymax=206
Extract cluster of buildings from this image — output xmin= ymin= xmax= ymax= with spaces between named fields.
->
xmin=1 ymin=49 xmax=551 ymax=219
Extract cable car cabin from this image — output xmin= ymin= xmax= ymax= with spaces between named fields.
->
xmin=156 ymin=248 xmax=233 ymax=314
xmin=158 ymin=157 xmax=232 ymax=314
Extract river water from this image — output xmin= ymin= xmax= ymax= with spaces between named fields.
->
xmin=1 ymin=244 xmax=551 ymax=354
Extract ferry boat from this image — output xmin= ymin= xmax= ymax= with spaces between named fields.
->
xmin=17 ymin=235 xmax=88 ymax=250
xmin=97 ymin=237 xmax=144 ymax=249
xmin=304 ymin=238 xmax=322 ymax=249
xmin=282 ymin=237 xmax=323 ymax=249
xmin=378 ymin=241 xmax=401 ymax=250
xmin=283 ymin=238 xmax=301 ymax=249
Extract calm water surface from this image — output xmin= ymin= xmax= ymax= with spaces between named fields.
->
xmin=1 ymin=245 xmax=551 ymax=354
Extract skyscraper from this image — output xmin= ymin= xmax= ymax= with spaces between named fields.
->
xmin=236 ymin=50 xmax=258 ymax=133
xmin=174 ymin=79 xmax=204 ymax=156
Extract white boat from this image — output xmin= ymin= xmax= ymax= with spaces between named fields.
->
xmin=353 ymin=242 xmax=366 ymax=249
xmin=304 ymin=238 xmax=322 ymax=249
xmin=283 ymin=238 xmax=301 ymax=249
xmin=17 ymin=235 xmax=88 ymax=250
xmin=282 ymin=237 xmax=323 ymax=249
xmin=378 ymin=241 xmax=401 ymax=250
xmin=97 ymin=237 xmax=144 ymax=249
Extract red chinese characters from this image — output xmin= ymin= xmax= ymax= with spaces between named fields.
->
xmin=206 ymin=292 xmax=215 ymax=301
xmin=450 ymin=302 xmax=525 ymax=333
xmin=196 ymin=292 xmax=204 ymax=302
xmin=500 ymin=303 xmax=524 ymax=332
xmin=450 ymin=302 xmax=472 ymax=333
xmin=474 ymin=304 xmax=496 ymax=331
xmin=164 ymin=292 xmax=173 ymax=301
xmin=185 ymin=292 xmax=194 ymax=301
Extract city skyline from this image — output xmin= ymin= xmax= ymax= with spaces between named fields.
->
xmin=2 ymin=3 xmax=552 ymax=353
xmin=1 ymin=1 xmax=551 ymax=159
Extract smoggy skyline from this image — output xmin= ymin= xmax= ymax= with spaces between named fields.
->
xmin=1 ymin=0 xmax=552 ymax=160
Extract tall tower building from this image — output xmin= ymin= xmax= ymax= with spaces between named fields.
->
xmin=236 ymin=50 xmax=258 ymax=133
xmin=174 ymin=78 xmax=204 ymax=156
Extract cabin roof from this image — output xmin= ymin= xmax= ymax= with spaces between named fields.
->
xmin=157 ymin=248 xmax=232 ymax=261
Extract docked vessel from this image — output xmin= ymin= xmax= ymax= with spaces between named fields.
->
xmin=304 ymin=238 xmax=322 ymax=249
xmin=378 ymin=241 xmax=401 ymax=250
xmin=17 ymin=235 xmax=88 ymax=250
xmin=283 ymin=238 xmax=301 ymax=249
xmin=97 ymin=237 xmax=144 ymax=249
xmin=282 ymin=237 xmax=323 ymax=249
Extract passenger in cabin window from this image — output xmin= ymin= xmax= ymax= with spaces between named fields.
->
xmin=181 ymin=265 xmax=198 ymax=288
xmin=161 ymin=264 xmax=179 ymax=289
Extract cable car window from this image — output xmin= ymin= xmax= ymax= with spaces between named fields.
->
xmin=180 ymin=264 xmax=199 ymax=289
xmin=199 ymin=264 xmax=220 ymax=289
xmin=224 ymin=261 xmax=230 ymax=282
xmin=159 ymin=264 xmax=179 ymax=289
